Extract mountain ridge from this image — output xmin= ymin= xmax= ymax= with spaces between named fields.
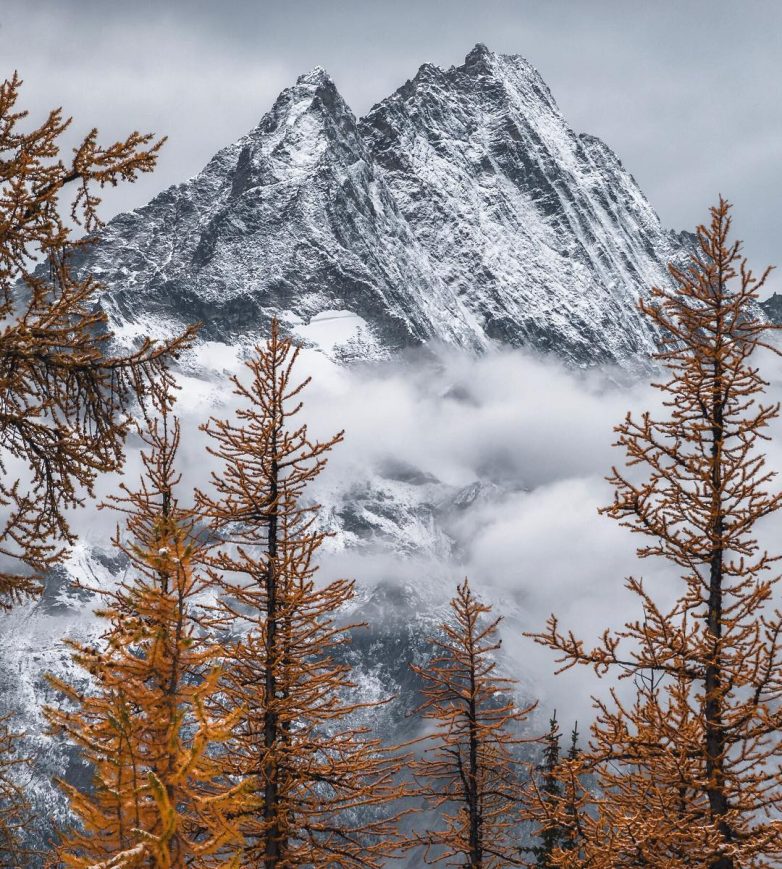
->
xmin=74 ymin=43 xmax=695 ymax=365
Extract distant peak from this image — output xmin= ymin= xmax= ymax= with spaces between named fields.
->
xmin=467 ymin=42 xmax=492 ymax=59
xmin=464 ymin=42 xmax=496 ymax=68
xmin=296 ymin=65 xmax=335 ymax=88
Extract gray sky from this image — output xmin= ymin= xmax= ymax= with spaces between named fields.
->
xmin=3 ymin=0 xmax=780 ymax=281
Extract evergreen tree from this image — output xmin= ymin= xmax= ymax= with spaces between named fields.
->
xmin=566 ymin=724 xmax=579 ymax=763
xmin=536 ymin=713 xmax=563 ymax=866
xmin=522 ymin=717 xmax=583 ymax=869
xmin=560 ymin=723 xmax=581 ymax=855
xmin=525 ymin=713 xmax=563 ymax=869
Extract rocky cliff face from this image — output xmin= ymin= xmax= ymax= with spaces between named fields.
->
xmin=360 ymin=44 xmax=688 ymax=361
xmin=76 ymin=44 xmax=690 ymax=364
xmin=761 ymin=292 xmax=782 ymax=324
xmin=80 ymin=65 xmax=485 ymax=357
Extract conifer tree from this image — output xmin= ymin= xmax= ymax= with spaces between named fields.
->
xmin=565 ymin=724 xmax=578 ymax=764
xmin=535 ymin=713 xmax=562 ymax=867
xmin=523 ymin=713 xmax=564 ymax=869
xmin=530 ymin=198 xmax=782 ymax=868
xmin=196 ymin=320 xmax=406 ymax=868
xmin=561 ymin=723 xmax=581 ymax=856
xmin=0 ymin=714 xmax=34 ymax=865
xmin=409 ymin=579 xmax=536 ymax=867
xmin=521 ymin=716 xmax=584 ymax=869
xmin=0 ymin=71 xmax=196 ymax=605
xmin=46 ymin=376 xmax=239 ymax=868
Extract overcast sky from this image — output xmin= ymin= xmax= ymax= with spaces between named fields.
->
xmin=3 ymin=0 xmax=780 ymax=279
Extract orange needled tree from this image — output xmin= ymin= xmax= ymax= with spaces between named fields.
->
xmin=196 ymin=320 xmax=407 ymax=868
xmin=408 ymin=579 xmax=536 ymax=867
xmin=0 ymin=714 xmax=33 ymax=865
xmin=46 ymin=375 xmax=240 ymax=869
xmin=0 ymin=70 xmax=195 ymax=867
xmin=0 ymin=71 xmax=197 ymax=605
xmin=529 ymin=198 xmax=782 ymax=868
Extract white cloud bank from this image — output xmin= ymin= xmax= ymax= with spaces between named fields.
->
xmin=57 ymin=339 xmax=782 ymax=733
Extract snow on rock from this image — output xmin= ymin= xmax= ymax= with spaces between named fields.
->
xmin=70 ymin=44 xmax=692 ymax=365
xmin=293 ymin=309 xmax=384 ymax=360
xmin=360 ymin=43 xmax=689 ymax=362
xmin=73 ymin=65 xmax=485 ymax=353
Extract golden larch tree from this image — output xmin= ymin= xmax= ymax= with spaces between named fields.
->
xmin=408 ymin=579 xmax=536 ymax=867
xmin=525 ymin=670 xmax=704 ymax=868
xmin=196 ymin=320 xmax=406 ymax=868
xmin=0 ymin=69 xmax=194 ymax=868
xmin=530 ymin=198 xmax=782 ymax=868
xmin=46 ymin=375 xmax=240 ymax=868
xmin=0 ymin=71 xmax=196 ymax=605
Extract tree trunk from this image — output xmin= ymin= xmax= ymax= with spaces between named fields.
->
xmin=705 ymin=293 xmax=732 ymax=869
xmin=263 ymin=444 xmax=282 ymax=869
xmin=467 ymin=646 xmax=481 ymax=868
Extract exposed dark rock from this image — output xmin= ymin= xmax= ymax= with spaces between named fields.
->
xmin=70 ymin=45 xmax=694 ymax=365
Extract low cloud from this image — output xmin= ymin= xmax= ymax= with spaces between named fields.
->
xmin=57 ymin=339 xmax=782 ymax=733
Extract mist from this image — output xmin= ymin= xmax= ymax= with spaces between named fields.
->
xmin=25 ymin=335 xmax=781 ymax=736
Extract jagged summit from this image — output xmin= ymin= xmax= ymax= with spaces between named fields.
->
xmin=457 ymin=42 xmax=500 ymax=76
xmin=359 ymin=44 xmax=683 ymax=359
xmin=462 ymin=42 xmax=540 ymax=79
xmin=295 ymin=64 xmax=333 ymax=86
xmin=465 ymin=41 xmax=492 ymax=60
xmin=459 ymin=44 xmax=560 ymax=113
xmin=245 ymin=63 xmax=362 ymax=176
xmin=72 ymin=44 xmax=690 ymax=364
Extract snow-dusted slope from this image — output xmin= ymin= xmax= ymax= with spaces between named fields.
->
xmin=74 ymin=44 xmax=690 ymax=364
xmin=81 ymin=67 xmax=485 ymax=356
xmin=361 ymin=44 xmax=687 ymax=361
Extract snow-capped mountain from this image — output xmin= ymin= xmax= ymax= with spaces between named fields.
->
xmin=75 ymin=44 xmax=690 ymax=364
xmin=360 ymin=44 xmax=689 ymax=360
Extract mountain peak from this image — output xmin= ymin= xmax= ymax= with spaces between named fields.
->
xmin=74 ymin=44 xmax=687 ymax=365
xmin=458 ymin=44 xmax=553 ymax=109
xmin=296 ymin=65 xmax=335 ymax=89
xmin=464 ymin=42 xmax=495 ymax=67
xmin=466 ymin=42 xmax=491 ymax=57
xmin=256 ymin=62 xmax=354 ymax=152
xmin=462 ymin=43 xmax=538 ymax=77
xmin=358 ymin=43 xmax=684 ymax=361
